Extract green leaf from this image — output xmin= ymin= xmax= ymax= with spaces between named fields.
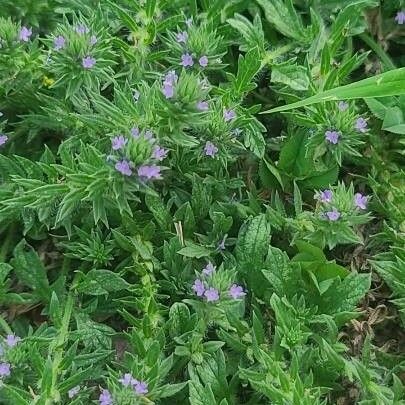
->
xmin=11 ymin=240 xmax=51 ymax=302
xmin=235 ymin=214 xmax=271 ymax=267
xmin=263 ymin=67 xmax=405 ymax=113
xmin=382 ymin=107 xmax=405 ymax=134
xmin=76 ymin=270 xmax=129 ymax=296
xmin=178 ymin=243 xmax=211 ymax=258
xmin=271 ymin=62 xmax=310 ymax=91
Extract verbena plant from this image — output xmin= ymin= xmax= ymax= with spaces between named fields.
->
xmin=0 ymin=0 xmax=404 ymax=404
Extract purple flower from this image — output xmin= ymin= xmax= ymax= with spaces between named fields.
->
xmin=19 ymin=26 xmax=32 ymax=42
xmin=75 ymin=25 xmax=89 ymax=34
xmin=68 ymin=386 xmax=80 ymax=399
xmin=163 ymin=71 xmax=178 ymax=86
xmin=111 ymin=135 xmax=127 ymax=150
xmin=115 ymin=160 xmax=132 ymax=176
xmin=119 ymin=373 xmax=135 ymax=387
xmin=152 ymin=146 xmax=168 ymax=161
xmin=5 ymin=334 xmax=21 ymax=348
xmin=197 ymin=101 xmax=209 ymax=111
xmin=355 ymin=117 xmax=368 ymax=133
xmin=202 ymin=261 xmax=215 ymax=276
xmin=317 ymin=189 xmax=333 ymax=203
xmin=82 ymin=56 xmax=96 ymax=69
xmin=192 ymin=279 xmax=205 ymax=296
xmin=133 ymin=90 xmax=140 ymax=101
xmin=204 ymin=141 xmax=218 ymax=157
xmin=137 ymin=165 xmax=161 ymax=180
xmin=199 ymin=55 xmax=208 ymax=67
xmin=325 ymin=208 xmax=341 ymax=221
xmin=0 ymin=134 xmax=8 ymax=146
xmin=131 ymin=126 xmax=140 ymax=138
xmin=90 ymin=35 xmax=98 ymax=45
xmin=162 ymin=84 xmax=174 ymax=99
xmin=176 ymin=31 xmax=188 ymax=43
xmin=354 ymin=193 xmax=368 ymax=210
xmin=134 ymin=381 xmax=148 ymax=395
xmin=204 ymin=287 xmax=219 ymax=302
xmin=223 ymin=109 xmax=236 ymax=122
xmin=338 ymin=101 xmax=348 ymax=111
xmin=0 ymin=363 xmax=11 ymax=378
xmin=395 ymin=10 xmax=405 ymax=24
xmin=54 ymin=35 xmax=66 ymax=50
xmin=229 ymin=284 xmax=246 ymax=299
xmin=325 ymin=130 xmax=340 ymax=145
xmin=185 ymin=17 xmax=193 ymax=27
xmin=181 ymin=53 xmax=194 ymax=67
xmin=99 ymin=389 xmax=112 ymax=405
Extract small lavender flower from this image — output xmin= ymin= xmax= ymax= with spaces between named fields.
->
xmin=176 ymin=31 xmax=188 ymax=43
xmin=197 ymin=101 xmax=209 ymax=111
xmin=192 ymin=279 xmax=205 ymax=296
xmin=185 ymin=17 xmax=193 ymax=27
xmin=5 ymin=334 xmax=21 ymax=348
xmin=325 ymin=208 xmax=341 ymax=221
xmin=204 ymin=141 xmax=218 ymax=157
xmin=119 ymin=373 xmax=134 ymax=387
xmin=325 ymin=130 xmax=340 ymax=145
xmin=395 ymin=10 xmax=405 ymax=24
xmin=54 ymin=35 xmax=65 ymax=50
xmin=317 ymin=189 xmax=333 ymax=203
xmin=355 ymin=117 xmax=368 ymax=133
xmin=223 ymin=109 xmax=236 ymax=122
xmin=202 ymin=262 xmax=215 ymax=276
xmin=68 ymin=386 xmax=80 ymax=399
xmin=338 ymin=101 xmax=349 ymax=111
xmin=137 ymin=165 xmax=161 ymax=180
xmin=162 ymin=84 xmax=174 ymax=99
xmin=115 ymin=160 xmax=132 ymax=176
xmin=111 ymin=135 xmax=127 ymax=150
xmin=181 ymin=53 xmax=194 ymax=67
xmin=354 ymin=193 xmax=368 ymax=210
xmin=152 ymin=146 xmax=168 ymax=161
xmin=229 ymin=284 xmax=246 ymax=299
xmin=19 ymin=26 xmax=32 ymax=42
xmin=131 ymin=126 xmax=140 ymax=138
xmin=231 ymin=128 xmax=242 ymax=137
xmin=133 ymin=90 xmax=140 ymax=101
xmin=75 ymin=25 xmax=89 ymax=34
xmin=99 ymin=389 xmax=112 ymax=405
xmin=90 ymin=35 xmax=98 ymax=45
xmin=163 ymin=70 xmax=178 ymax=86
xmin=82 ymin=56 xmax=96 ymax=69
xmin=0 ymin=362 xmax=11 ymax=378
xmin=199 ymin=55 xmax=208 ymax=67
xmin=0 ymin=134 xmax=8 ymax=146
xmin=134 ymin=381 xmax=148 ymax=395
xmin=204 ymin=287 xmax=219 ymax=302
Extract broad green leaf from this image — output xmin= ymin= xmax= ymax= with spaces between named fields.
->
xmin=263 ymin=67 xmax=405 ymax=113
xmin=11 ymin=240 xmax=51 ymax=302
xmin=76 ymin=269 xmax=129 ymax=296
xmin=271 ymin=62 xmax=310 ymax=91
xmin=178 ymin=243 xmax=211 ymax=258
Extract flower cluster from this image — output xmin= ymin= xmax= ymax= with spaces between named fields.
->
xmin=0 ymin=334 xmax=21 ymax=380
xmin=109 ymin=128 xmax=168 ymax=181
xmin=315 ymin=188 xmax=368 ymax=222
xmin=192 ymin=261 xmax=246 ymax=303
xmin=119 ymin=372 xmax=148 ymax=394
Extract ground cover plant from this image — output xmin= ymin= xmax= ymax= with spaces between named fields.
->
xmin=0 ymin=0 xmax=404 ymax=404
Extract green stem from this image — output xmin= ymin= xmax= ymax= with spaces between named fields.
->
xmin=43 ymin=274 xmax=78 ymax=405
xmin=359 ymin=33 xmax=396 ymax=71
